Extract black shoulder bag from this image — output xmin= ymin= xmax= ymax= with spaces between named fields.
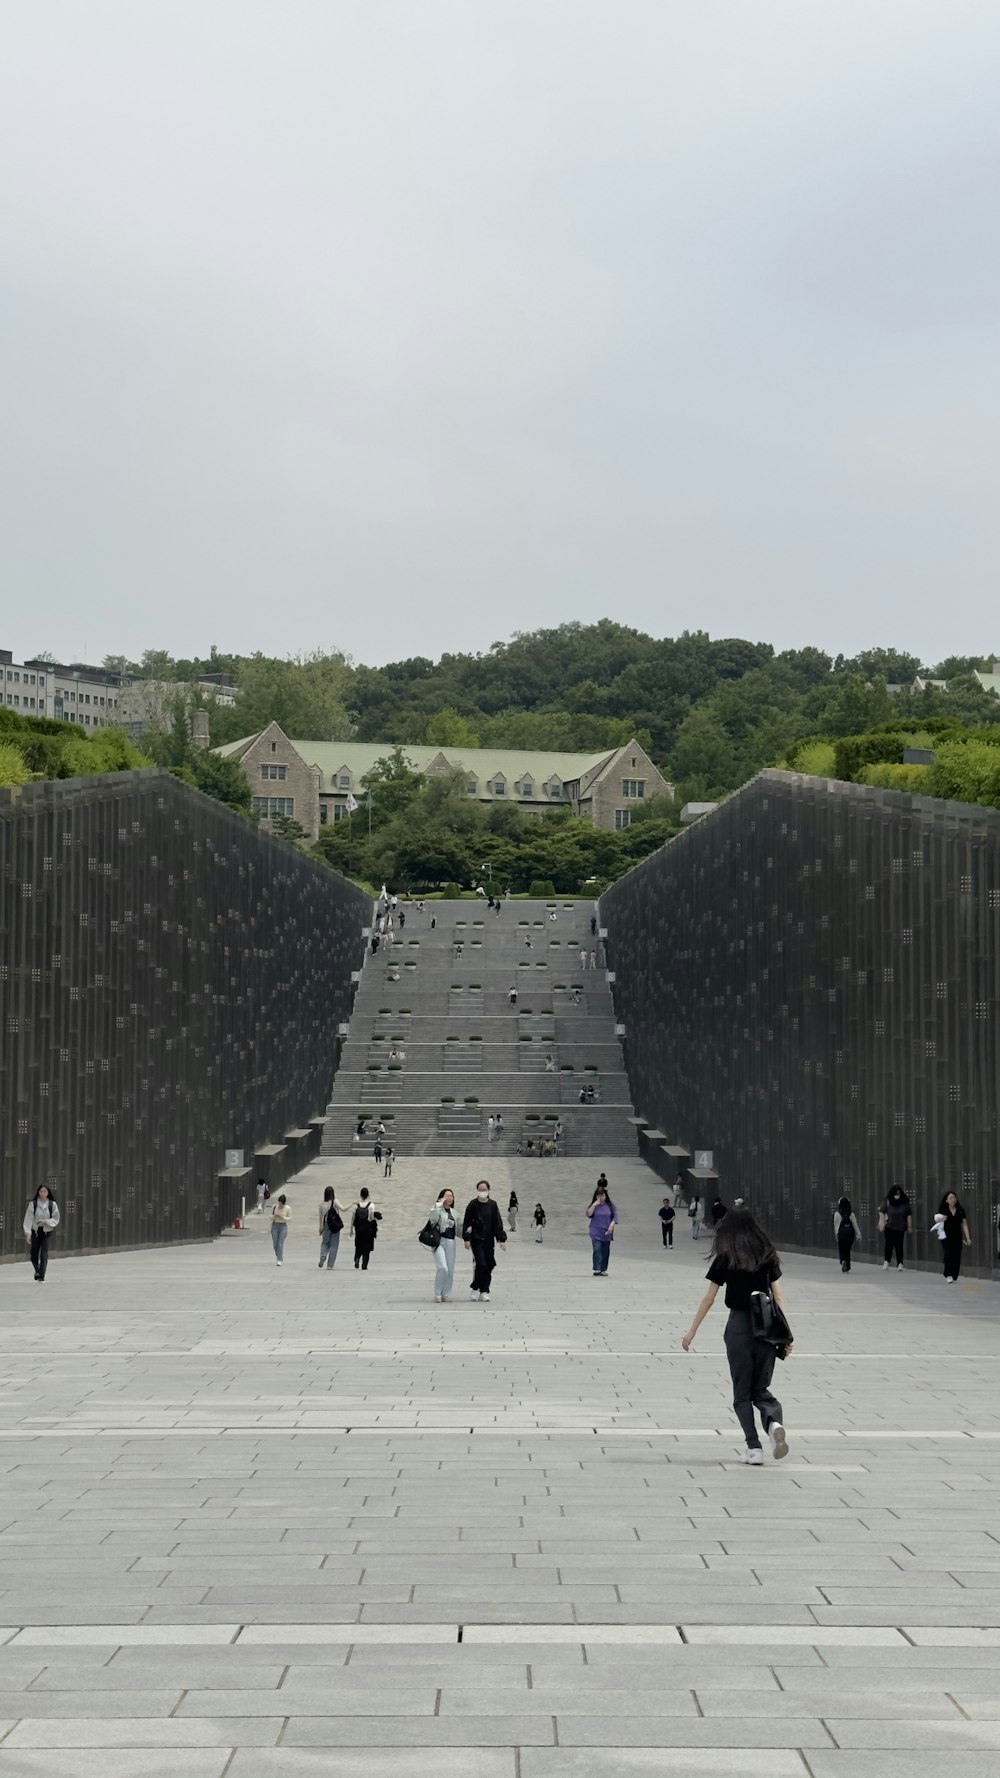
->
xmin=750 ymin=1289 xmax=793 ymax=1357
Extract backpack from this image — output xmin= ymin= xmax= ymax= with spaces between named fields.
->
xmin=326 ymin=1204 xmax=343 ymax=1233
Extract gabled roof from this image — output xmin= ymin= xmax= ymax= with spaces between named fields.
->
xmin=216 ymin=736 xmax=619 ymax=788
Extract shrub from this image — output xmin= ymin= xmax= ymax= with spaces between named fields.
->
xmin=529 ymin=878 xmax=556 ymax=896
xmin=857 ymin=764 xmax=932 ymax=792
xmin=0 ymin=742 xmax=32 ymax=787
xmin=441 ymin=882 xmax=463 ymax=899
xmin=790 ymin=740 xmax=837 ymax=778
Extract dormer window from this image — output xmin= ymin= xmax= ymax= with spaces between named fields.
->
xmin=492 ymin=775 xmax=506 ymax=796
xmin=339 ymin=773 xmax=351 ymax=789
xmin=466 ymin=777 xmax=478 ymax=796
xmin=518 ymin=777 xmax=534 ymax=798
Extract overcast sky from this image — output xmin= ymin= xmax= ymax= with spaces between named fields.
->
xmin=2 ymin=1 xmax=998 ymax=669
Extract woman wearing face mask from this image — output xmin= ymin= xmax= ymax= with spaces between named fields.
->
xmin=463 ymin=1180 xmax=507 ymax=1301
xmin=879 ymin=1186 xmax=912 ymax=1270
xmin=23 ymin=1186 xmax=60 ymax=1281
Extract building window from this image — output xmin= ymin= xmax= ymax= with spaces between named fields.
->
xmin=251 ymin=796 xmax=295 ymax=818
xmin=319 ymin=803 xmax=329 ymax=824
xmin=30 ymin=673 xmax=36 ymax=685
xmin=622 ymin=779 xmax=645 ymax=798
xmin=70 ymin=690 xmax=76 ymax=701
xmin=39 ymin=676 xmax=45 ymax=686
xmin=615 ymin=809 xmax=631 ymax=829
xmin=13 ymin=672 xmax=19 ymax=683
xmin=466 ymin=777 xmax=478 ymax=795
xmin=518 ymin=778 xmax=534 ymax=797
xmin=492 ymin=777 xmax=506 ymax=796
xmin=260 ymin=764 xmax=287 ymax=781
xmin=338 ymin=773 xmax=350 ymax=789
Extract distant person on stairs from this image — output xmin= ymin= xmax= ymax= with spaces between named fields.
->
xmin=507 ymin=1191 xmax=519 ymax=1232
xmin=508 ymin=986 xmax=517 ymax=1007
xmin=533 ymin=1203 xmax=546 ymax=1242
xmin=659 ymin=1198 xmax=675 ymax=1248
xmin=318 ymin=1187 xmax=349 ymax=1269
xmin=463 ymin=1180 xmax=507 ymax=1300
xmin=270 ymin=1195 xmax=290 ymax=1265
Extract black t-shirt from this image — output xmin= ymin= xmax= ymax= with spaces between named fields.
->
xmin=706 ymin=1256 xmax=782 ymax=1310
xmin=658 ymin=1206 xmax=674 ymax=1223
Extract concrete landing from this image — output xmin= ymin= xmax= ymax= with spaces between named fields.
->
xmin=2 ymin=1153 xmax=999 ymax=1775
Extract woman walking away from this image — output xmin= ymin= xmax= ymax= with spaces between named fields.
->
xmin=937 ymin=1192 xmax=972 ymax=1281
xmin=586 ymin=1183 xmax=618 ymax=1276
xmin=835 ymin=1196 xmax=862 ymax=1272
xmin=463 ymin=1180 xmax=507 ymax=1300
xmin=659 ymin=1197 xmax=675 ymax=1249
xmin=879 ymin=1186 xmax=912 ymax=1270
xmin=682 ymin=1206 xmax=792 ymax=1466
xmin=352 ymin=1187 xmax=379 ymax=1270
xmin=508 ymin=1191 xmax=519 ymax=1234
xmin=428 ymin=1189 xmax=458 ymax=1302
xmin=533 ymin=1203 xmax=546 ymax=1243
xmin=270 ymin=1194 xmax=290 ymax=1265
xmin=24 ymin=1186 xmax=60 ymax=1281
xmin=318 ymin=1187 xmax=349 ymax=1270
xmin=690 ymin=1194 xmax=706 ymax=1240
xmin=256 ymin=1178 xmax=267 ymax=1214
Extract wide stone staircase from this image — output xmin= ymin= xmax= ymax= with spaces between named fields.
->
xmin=322 ymin=899 xmax=638 ymax=1159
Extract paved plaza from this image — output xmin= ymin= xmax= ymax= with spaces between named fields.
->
xmin=2 ymin=1152 xmax=1000 ymax=1775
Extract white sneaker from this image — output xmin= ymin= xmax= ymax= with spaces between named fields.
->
xmin=742 ymin=1447 xmax=764 ymax=1466
xmin=882 ymin=1261 xmax=889 ymax=1269
xmin=769 ymin=1423 xmax=789 ymax=1461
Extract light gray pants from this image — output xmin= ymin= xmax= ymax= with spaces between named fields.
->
xmin=434 ymin=1239 xmax=457 ymax=1296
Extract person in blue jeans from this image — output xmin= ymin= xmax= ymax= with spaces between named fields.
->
xmin=586 ymin=1182 xmax=618 ymax=1276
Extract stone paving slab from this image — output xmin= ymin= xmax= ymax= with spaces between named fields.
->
xmin=1 ymin=1153 xmax=999 ymax=1774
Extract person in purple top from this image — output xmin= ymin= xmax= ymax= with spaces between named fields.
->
xmin=586 ymin=1183 xmax=618 ymax=1276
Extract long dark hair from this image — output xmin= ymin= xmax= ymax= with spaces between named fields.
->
xmin=591 ymin=1185 xmax=616 ymax=1218
xmin=837 ymin=1195 xmax=852 ymax=1217
xmin=887 ymin=1185 xmax=909 ymax=1205
xmin=710 ymin=1206 xmax=777 ymax=1273
xmin=938 ymin=1193 xmax=965 ymax=1218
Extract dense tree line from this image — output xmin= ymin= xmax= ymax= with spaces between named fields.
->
xmin=105 ymin=626 xmax=1000 ymax=807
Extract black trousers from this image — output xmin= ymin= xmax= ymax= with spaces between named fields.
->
xmin=470 ymin=1240 xmax=496 ymax=1293
xmin=883 ymin=1229 xmax=905 ymax=1266
xmin=838 ymin=1229 xmax=855 ymax=1271
xmin=942 ymin=1236 xmax=963 ymax=1280
xmin=661 ymin=1222 xmax=673 ymax=1247
xmin=30 ymin=1229 xmax=49 ymax=1279
xmin=354 ymin=1234 xmax=375 ymax=1270
xmin=724 ymin=1311 xmax=782 ymax=1450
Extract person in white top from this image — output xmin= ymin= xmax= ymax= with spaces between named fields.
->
xmin=24 ymin=1187 xmax=60 ymax=1282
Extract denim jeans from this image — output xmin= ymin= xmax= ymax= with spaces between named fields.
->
xmin=433 ymin=1238 xmax=456 ymax=1296
xmin=591 ymin=1237 xmax=611 ymax=1273
xmin=320 ymin=1228 xmax=340 ymax=1268
xmin=271 ymin=1222 xmax=287 ymax=1261
xmin=691 ymin=1218 xmax=702 ymax=1239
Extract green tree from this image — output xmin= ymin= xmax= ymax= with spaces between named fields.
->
xmin=424 ymin=707 xmax=479 ymax=747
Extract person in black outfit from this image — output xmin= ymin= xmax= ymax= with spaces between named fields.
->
xmin=682 ymin=1206 xmax=791 ymax=1465
xmin=937 ymin=1192 xmax=972 ymax=1281
xmin=711 ymin=1196 xmax=727 ymax=1226
xmin=463 ymin=1179 xmax=507 ymax=1300
xmin=835 ymin=1196 xmax=860 ymax=1271
xmin=352 ymin=1188 xmax=380 ymax=1270
xmin=590 ymin=915 xmax=598 ymax=936
xmin=658 ymin=1198 xmax=675 ymax=1248
xmin=879 ymin=1186 xmax=912 ymax=1270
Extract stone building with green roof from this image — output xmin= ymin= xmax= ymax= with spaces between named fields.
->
xmin=217 ymin=726 xmax=672 ymax=842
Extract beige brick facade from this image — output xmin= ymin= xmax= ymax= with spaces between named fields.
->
xmin=232 ymin=722 xmax=322 ymax=841
xmin=219 ymin=730 xmax=671 ymax=838
xmin=576 ymin=741 xmax=672 ymax=832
